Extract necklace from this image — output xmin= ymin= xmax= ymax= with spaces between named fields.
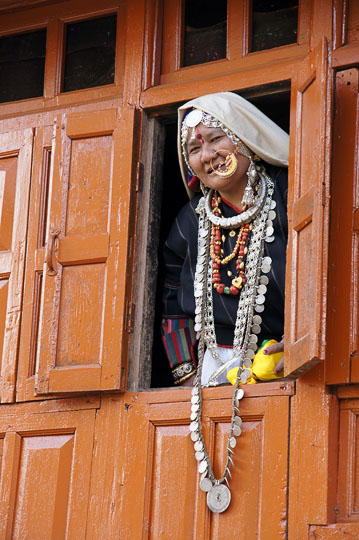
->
xmin=210 ymin=193 xmax=251 ymax=296
xmin=191 ymin=168 xmax=275 ymax=513
xmin=204 ymin=173 xmax=267 ymax=229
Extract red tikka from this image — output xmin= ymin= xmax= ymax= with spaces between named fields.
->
xmin=209 ymin=193 xmax=251 ymax=296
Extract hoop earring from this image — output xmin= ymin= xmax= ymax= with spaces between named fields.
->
xmin=210 ymin=150 xmax=238 ymax=178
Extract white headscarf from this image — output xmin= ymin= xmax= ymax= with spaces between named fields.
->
xmin=178 ymin=92 xmax=289 ymax=198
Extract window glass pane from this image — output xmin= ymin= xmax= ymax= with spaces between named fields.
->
xmin=183 ymin=0 xmax=227 ymax=67
xmin=63 ymin=15 xmax=117 ymax=93
xmin=251 ymin=0 xmax=298 ymax=52
xmin=0 ymin=29 xmax=46 ymax=104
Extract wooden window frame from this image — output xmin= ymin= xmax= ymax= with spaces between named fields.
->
xmin=129 ymin=82 xmax=293 ymax=391
xmin=146 ymin=0 xmax=311 ymax=89
xmin=0 ymin=0 xmax=127 ymax=118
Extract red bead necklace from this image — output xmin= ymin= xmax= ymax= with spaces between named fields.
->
xmin=209 ymin=193 xmax=252 ymax=296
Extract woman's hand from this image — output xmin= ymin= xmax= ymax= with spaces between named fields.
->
xmin=263 ymin=339 xmax=284 ymax=375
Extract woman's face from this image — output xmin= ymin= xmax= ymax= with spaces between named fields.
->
xmin=186 ymin=123 xmax=250 ymax=197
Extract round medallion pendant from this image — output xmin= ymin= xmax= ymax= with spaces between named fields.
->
xmin=206 ymin=484 xmax=231 ymax=513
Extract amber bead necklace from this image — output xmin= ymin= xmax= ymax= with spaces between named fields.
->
xmin=210 ymin=192 xmax=252 ymax=296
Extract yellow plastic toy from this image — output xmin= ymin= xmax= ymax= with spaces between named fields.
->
xmin=226 ymin=339 xmax=284 ymax=385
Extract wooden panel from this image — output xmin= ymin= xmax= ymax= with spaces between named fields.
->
xmin=83 ymin=395 xmax=127 ymax=540
xmin=326 ymin=69 xmax=359 ymax=385
xmin=337 ymin=400 xmax=359 ymax=522
xmin=158 ymin=0 xmax=310 ymax=87
xmin=0 ymin=405 xmax=96 ymax=540
xmin=288 ymin=364 xmax=339 ymax=538
xmin=309 ymin=524 xmax=359 ymax=538
xmin=0 ymin=129 xmax=34 ymax=403
xmin=16 ymin=126 xmax=52 ymax=402
xmin=347 ymin=0 xmax=359 ymax=44
xmin=121 ymin=391 xmax=290 ymax=540
xmin=285 ymin=39 xmax=330 ymax=377
xmin=35 ymin=106 xmax=136 ymax=394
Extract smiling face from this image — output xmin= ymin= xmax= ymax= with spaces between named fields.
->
xmin=186 ymin=123 xmax=250 ymax=207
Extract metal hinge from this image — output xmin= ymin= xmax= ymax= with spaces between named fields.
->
xmin=125 ymin=301 xmax=135 ymax=333
xmin=135 ymin=161 xmax=144 ymax=192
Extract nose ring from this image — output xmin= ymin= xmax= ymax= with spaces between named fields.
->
xmin=210 ymin=149 xmax=238 ymax=178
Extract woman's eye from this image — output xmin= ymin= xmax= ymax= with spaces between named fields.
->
xmin=189 ymin=147 xmax=199 ymax=154
xmin=211 ymin=136 xmax=223 ymax=143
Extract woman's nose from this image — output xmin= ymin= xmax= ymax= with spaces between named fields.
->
xmin=200 ymin=142 xmax=216 ymax=163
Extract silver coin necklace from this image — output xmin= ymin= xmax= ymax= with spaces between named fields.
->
xmin=190 ymin=168 xmax=274 ymax=513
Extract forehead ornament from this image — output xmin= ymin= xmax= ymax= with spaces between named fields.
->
xmin=181 ymin=108 xmax=253 ymax=180
xmin=184 ymin=109 xmax=203 ymax=127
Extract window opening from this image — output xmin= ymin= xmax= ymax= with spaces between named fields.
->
xmin=250 ymin=0 xmax=298 ymax=53
xmin=150 ymin=86 xmax=290 ymax=388
xmin=62 ymin=14 xmax=117 ymax=93
xmin=183 ymin=0 xmax=227 ymax=67
xmin=0 ymin=29 xmax=46 ymax=103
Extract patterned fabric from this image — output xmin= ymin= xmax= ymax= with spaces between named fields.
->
xmin=161 ymin=318 xmax=197 ymax=369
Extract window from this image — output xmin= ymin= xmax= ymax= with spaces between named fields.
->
xmin=183 ymin=0 xmax=227 ymax=67
xmin=0 ymin=29 xmax=46 ymax=103
xmin=133 ymin=86 xmax=291 ymax=389
xmin=62 ymin=14 xmax=117 ymax=93
xmin=251 ymin=0 xmax=298 ymax=52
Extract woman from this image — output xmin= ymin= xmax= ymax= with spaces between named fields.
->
xmin=161 ymin=92 xmax=289 ymax=513
xmin=162 ymin=92 xmax=288 ymax=387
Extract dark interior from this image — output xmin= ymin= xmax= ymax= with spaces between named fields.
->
xmin=151 ymin=85 xmax=291 ymax=388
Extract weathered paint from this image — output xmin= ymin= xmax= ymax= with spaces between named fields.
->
xmin=0 ymin=0 xmax=357 ymax=538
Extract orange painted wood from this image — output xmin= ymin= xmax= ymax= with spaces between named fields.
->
xmin=0 ymin=432 xmax=21 ymax=539
xmin=121 ymin=390 xmax=290 ymax=540
xmin=0 ymin=404 xmax=97 ymax=540
xmin=141 ymin=0 xmax=163 ymax=90
xmin=159 ymin=44 xmax=308 ymax=87
xmin=141 ymin=55 xmax=303 ymax=112
xmin=0 ymin=0 xmax=126 ymax=119
xmin=288 ymin=364 xmax=339 ymax=539
xmin=333 ymin=0 xmax=347 ymax=49
xmin=57 ymin=233 xmax=109 ymax=265
xmin=158 ymin=0 xmax=311 ymax=87
xmin=0 ymin=128 xmax=34 ymax=403
xmin=337 ymin=399 xmax=359 ymax=521
xmin=285 ymin=39 xmax=330 ymax=377
xmin=86 ymin=395 xmax=127 ymax=540
xmin=16 ymin=125 xmax=52 ymax=403
xmin=35 ymin=107 xmax=136 ymax=394
xmin=326 ymin=69 xmax=359 ymax=385
xmin=160 ymin=0 xmax=183 ymax=75
xmin=309 ymin=523 xmax=359 ymax=539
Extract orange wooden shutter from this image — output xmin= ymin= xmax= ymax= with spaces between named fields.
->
xmin=284 ymin=39 xmax=330 ymax=377
xmin=16 ymin=125 xmax=53 ymax=402
xmin=0 ymin=129 xmax=34 ymax=403
xmin=35 ymin=107 xmax=136 ymax=394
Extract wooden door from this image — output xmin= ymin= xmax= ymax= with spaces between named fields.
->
xmin=0 ymin=129 xmax=34 ymax=403
xmin=34 ymin=106 xmax=137 ymax=395
xmin=0 ymin=398 xmax=98 ymax=540
xmin=284 ymin=39 xmax=330 ymax=377
xmin=121 ymin=383 xmax=293 ymax=540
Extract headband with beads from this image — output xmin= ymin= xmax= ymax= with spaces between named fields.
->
xmin=181 ymin=109 xmax=254 ymax=177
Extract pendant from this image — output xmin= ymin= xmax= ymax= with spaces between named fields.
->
xmin=206 ymin=484 xmax=231 ymax=513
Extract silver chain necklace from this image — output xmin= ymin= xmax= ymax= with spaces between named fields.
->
xmin=190 ymin=168 xmax=275 ymax=513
